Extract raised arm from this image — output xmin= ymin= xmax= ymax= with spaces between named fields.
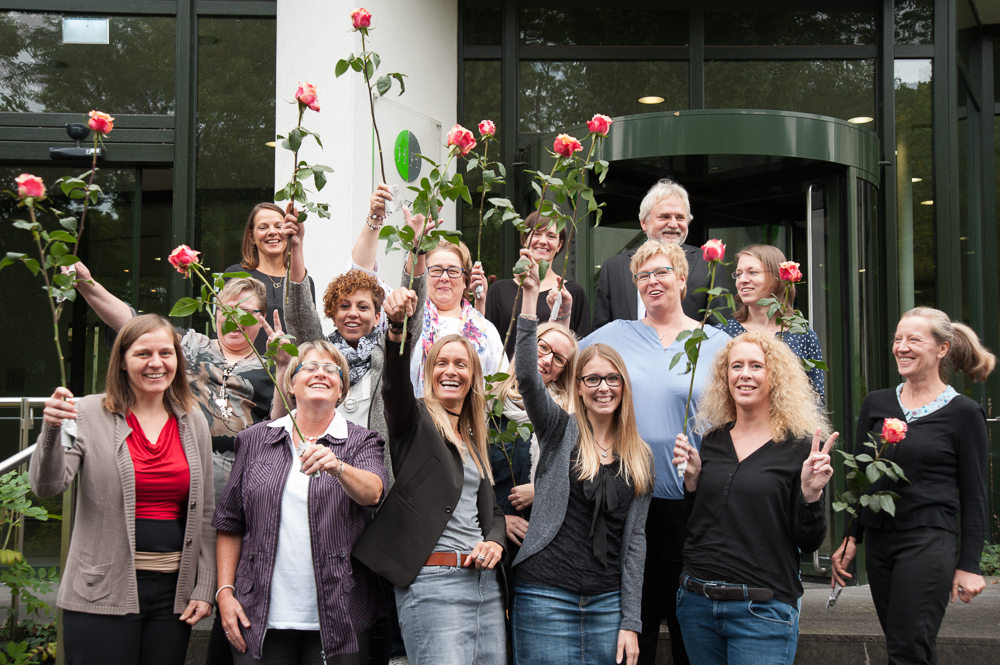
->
xmin=66 ymin=261 xmax=132 ymax=332
xmin=383 ymin=288 xmax=422 ymax=444
xmin=351 ymin=184 xmax=394 ymax=271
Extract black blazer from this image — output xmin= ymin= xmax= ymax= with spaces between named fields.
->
xmin=353 ymin=336 xmax=507 ymax=588
xmin=593 ymin=243 xmax=713 ymax=329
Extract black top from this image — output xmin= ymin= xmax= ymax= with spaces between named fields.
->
xmin=485 ymin=278 xmax=591 ymax=358
xmin=517 ymin=457 xmax=633 ymax=595
xmin=849 ymin=388 xmax=988 ymax=574
xmin=683 ymin=425 xmax=825 ymax=607
xmin=223 ymin=264 xmax=316 ymax=355
xmin=488 ymin=415 xmax=533 ymax=520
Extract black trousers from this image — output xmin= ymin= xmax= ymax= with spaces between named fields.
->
xmin=866 ymin=526 xmax=958 ymax=665
xmin=637 ymin=498 xmax=690 ymax=665
xmin=231 ymin=628 xmax=370 ymax=665
xmin=63 ymin=571 xmax=191 ymax=665
xmin=206 ymin=612 xmax=235 ymax=665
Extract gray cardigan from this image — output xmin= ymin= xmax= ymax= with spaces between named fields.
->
xmin=284 ymin=267 xmax=426 ymax=486
xmin=512 ymin=316 xmax=652 ymax=633
xmin=30 ymin=395 xmax=217 ymax=615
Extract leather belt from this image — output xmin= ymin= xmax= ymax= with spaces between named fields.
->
xmin=425 ymin=552 xmax=472 ymax=567
xmin=684 ymin=576 xmax=774 ymax=602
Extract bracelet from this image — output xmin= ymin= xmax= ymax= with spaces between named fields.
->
xmin=365 ymin=216 xmax=383 ymax=232
xmin=215 ymin=584 xmax=236 ymax=602
xmin=519 ymin=313 xmax=538 ymax=321
xmin=331 ymin=457 xmax=345 ymax=479
xmin=387 ymin=321 xmax=404 ymax=334
xmin=556 ymin=312 xmax=570 ymax=320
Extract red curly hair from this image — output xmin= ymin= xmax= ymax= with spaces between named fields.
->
xmin=322 ymin=270 xmax=385 ymax=321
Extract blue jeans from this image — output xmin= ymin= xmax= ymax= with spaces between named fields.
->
xmin=395 ymin=566 xmax=505 ymax=665
xmin=512 ymin=582 xmax=622 ymax=665
xmin=675 ymin=575 xmax=799 ymax=665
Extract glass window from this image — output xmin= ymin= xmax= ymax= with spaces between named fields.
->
xmin=0 ymin=12 xmax=176 ymax=114
xmin=894 ymin=59 xmax=934 ymax=310
xmin=705 ymin=8 xmax=875 ymax=46
xmin=461 ymin=61 xmax=503 ymax=280
xmin=956 ymin=0 xmax=978 ymax=72
xmin=894 ymin=0 xmax=933 ymax=45
xmin=464 ymin=0 xmax=501 ymax=46
xmin=704 ymin=60 xmax=875 ymax=122
xmin=520 ymin=4 xmax=687 ymax=46
xmin=519 ymin=61 xmax=688 ymax=133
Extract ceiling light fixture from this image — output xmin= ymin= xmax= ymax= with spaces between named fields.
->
xmin=920 ymin=200 xmax=934 ymax=205
xmin=848 ymin=116 xmax=874 ymax=124
xmin=638 ymin=96 xmax=664 ymax=105
xmin=911 ymin=177 xmax=922 ymax=183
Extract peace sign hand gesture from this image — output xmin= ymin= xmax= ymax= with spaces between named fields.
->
xmin=260 ymin=309 xmax=293 ymax=368
xmin=801 ymin=428 xmax=839 ymax=503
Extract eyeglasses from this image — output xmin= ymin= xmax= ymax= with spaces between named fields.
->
xmin=633 ymin=266 xmax=674 ymax=285
xmin=731 ymin=270 xmax=769 ymax=280
xmin=537 ymin=338 xmax=568 ymax=368
xmin=579 ymin=374 xmax=623 ymax=388
xmin=427 ymin=265 xmax=466 ymax=279
xmin=292 ymin=361 xmax=342 ymax=380
xmin=238 ymin=308 xmax=262 ymax=315
xmin=655 ymin=213 xmax=688 ymax=223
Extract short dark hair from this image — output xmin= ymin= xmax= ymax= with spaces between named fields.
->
xmin=519 ymin=211 xmax=567 ymax=249
xmin=240 ymin=202 xmax=288 ymax=270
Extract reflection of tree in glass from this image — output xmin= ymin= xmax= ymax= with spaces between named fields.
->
xmin=0 ymin=14 xmax=175 ymax=114
xmin=894 ymin=0 xmax=934 ymax=45
xmin=462 ymin=61 xmax=504 ymax=280
xmin=520 ymin=8 xmax=687 ymax=47
xmin=704 ymin=10 xmax=875 ymax=46
xmin=895 ymin=73 xmax=934 ymax=307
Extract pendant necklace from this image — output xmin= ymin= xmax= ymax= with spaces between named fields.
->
xmin=216 ymin=341 xmax=255 ymax=420
xmin=596 ymin=441 xmax=613 ymax=459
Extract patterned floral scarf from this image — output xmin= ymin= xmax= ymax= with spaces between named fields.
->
xmin=421 ymin=297 xmax=490 ymax=367
xmin=329 ymin=327 xmax=381 ymax=385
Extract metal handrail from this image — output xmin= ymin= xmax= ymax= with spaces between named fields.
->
xmin=0 ymin=444 xmax=36 ymax=476
xmin=0 ymin=397 xmax=48 ymax=473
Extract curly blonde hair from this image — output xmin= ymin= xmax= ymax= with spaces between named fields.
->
xmin=629 ymin=240 xmax=689 ymax=300
xmin=695 ymin=331 xmax=829 ymax=443
xmin=322 ymin=270 xmax=385 ymax=321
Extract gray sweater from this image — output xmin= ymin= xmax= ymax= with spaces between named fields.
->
xmin=284 ymin=267 xmax=425 ymax=487
xmin=512 ymin=316 xmax=652 ymax=633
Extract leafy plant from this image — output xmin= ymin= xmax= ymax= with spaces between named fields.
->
xmin=979 ymin=540 xmax=1000 ymax=576
xmin=833 ymin=419 xmax=911 ymax=524
xmin=484 ymin=371 xmax=534 ymax=517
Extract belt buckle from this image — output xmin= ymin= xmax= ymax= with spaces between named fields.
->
xmin=701 ymin=582 xmax=724 ymax=597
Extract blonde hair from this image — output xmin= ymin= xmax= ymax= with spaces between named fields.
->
xmin=695 ymin=331 xmax=829 ymax=442
xmin=219 ymin=277 xmax=267 ymax=311
xmin=427 ymin=239 xmax=474 ymax=294
xmin=900 ymin=307 xmax=996 ymax=382
xmin=281 ymin=340 xmax=352 ymax=407
xmin=103 ymin=315 xmax=194 ymax=415
xmin=732 ymin=245 xmax=795 ymax=323
xmin=629 ymin=239 xmax=689 ymax=300
xmin=493 ymin=322 xmax=579 ymax=412
xmin=422 ymin=335 xmax=492 ymax=482
xmin=572 ymin=344 xmax=654 ymax=497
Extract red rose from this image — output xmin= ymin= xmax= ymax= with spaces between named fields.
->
xmin=295 ymin=82 xmax=320 ymax=112
xmin=168 ymin=245 xmax=201 ymax=276
xmin=87 ymin=110 xmax=115 ymax=135
xmin=478 ymin=119 xmax=496 ymax=137
xmin=447 ymin=124 xmax=477 ymax=156
xmin=701 ymin=239 xmax=725 ymax=263
xmin=881 ymin=418 xmax=907 ymax=444
xmin=351 ymin=8 xmax=372 ymax=29
xmin=15 ymin=173 xmax=45 ymax=200
xmin=553 ymin=134 xmax=583 ymax=158
xmin=779 ymin=261 xmax=803 ymax=283
xmin=586 ymin=114 xmax=613 ymax=137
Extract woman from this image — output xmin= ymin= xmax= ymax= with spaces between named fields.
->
xmin=509 ymin=255 xmax=653 ymax=665
xmin=719 ymin=245 xmax=824 ymax=400
xmin=581 ymin=239 xmax=730 ymax=665
xmin=225 ymin=202 xmax=316 ymax=353
xmin=671 ymin=332 xmax=838 ymax=665
xmin=485 ymin=211 xmax=592 ymax=357
xmin=831 ymin=307 xmax=994 ymax=665
xmin=353 ymin=288 xmax=507 ymax=665
xmin=213 ymin=340 xmax=388 ymax=664
xmin=31 ymin=315 xmax=216 ymax=665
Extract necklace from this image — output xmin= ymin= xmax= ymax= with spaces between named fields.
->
xmin=259 ymin=271 xmax=283 ymax=289
xmin=596 ymin=441 xmax=613 ymax=459
xmin=445 ymin=408 xmax=462 ymax=419
xmin=215 ymin=341 xmax=255 ymax=420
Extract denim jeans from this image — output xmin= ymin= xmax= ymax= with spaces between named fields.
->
xmin=395 ymin=566 xmax=505 ymax=665
xmin=512 ymin=582 xmax=622 ymax=665
xmin=675 ymin=575 xmax=799 ymax=665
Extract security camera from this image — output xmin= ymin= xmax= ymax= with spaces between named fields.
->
xmin=66 ymin=123 xmax=91 ymax=142
xmin=50 ymin=123 xmax=103 ymax=160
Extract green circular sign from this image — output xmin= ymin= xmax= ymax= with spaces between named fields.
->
xmin=394 ymin=130 xmax=422 ymax=182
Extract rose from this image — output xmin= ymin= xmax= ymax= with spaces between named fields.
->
xmin=168 ymin=245 xmax=201 ymax=276
xmin=15 ymin=173 xmax=45 ymax=200
xmin=587 ymin=114 xmax=613 ymax=136
xmin=447 ymin=124 xmax=477 ymax=156
xmin=351 ymin=7 xmax=372 ymax=29
xmin=553 ymin=134 xmax=583 ymax=158
xmin=881 ymin=418 xmax=907 ymax=444
xmin=701 ymin=239 xmax=726 ymax=263
xmin=478 ymin=119 xmax=496 ymax=137
xmin=87 ymin=110 xmax=114 ymax=135
xmin=295 ymin=82 xmax=320 ymax=112
xmin=779 ymin=261 xmax=803 ymax=283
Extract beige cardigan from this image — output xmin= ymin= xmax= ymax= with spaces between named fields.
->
xmin=30 ymin=394 xmax=217 ymax=615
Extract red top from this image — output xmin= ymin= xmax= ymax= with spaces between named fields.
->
xmin=125 ymin=412 xmax=190 ymax=520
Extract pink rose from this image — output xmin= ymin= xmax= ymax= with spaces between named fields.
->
xmin=295 ymin=82 xmax=320 ymax=112
xmin=701 ymin=239 xmax=725 ymax=263
xmin=351 ymin=8 xmax=372 ymax=29
xmin=553 ymin=134 xmax=583 ymax=158
xmin=168 ymin=245 xmax=201 ymax=276
xmin=587 ymin=114 xmax=613 ymax=136
xmin=447 ymin=124 xmax=477 ymax=156
xmin=478 ymin=119 xmax=496 ymax=137
xmin=15 ymin=173 xmax=45 ymax=200
xmin=881 ymin=418 xmax=907 ymax=444
xmin=778 ymin=261 xmax=803 ymax=283
xmin=87 ymin=110 xmax=115 ymax=135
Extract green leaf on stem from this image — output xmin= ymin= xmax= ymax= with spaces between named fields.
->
xmin=854 ymin=453 xmax=873 ymax=463
xmin=878 ymin=494 xmax=896 ymax=516
xmin=512 ymin=258 xmax=531 ymax=275
xmin=47 ymin=230 xmax=77 ymax=243
xmin=335 ymin=59 xmax=350 ymax=77
xmin=0 ymin=252 xmax=27 ymax=270
xmin=221 ymin=271 xmax=251 ymax=279
xmin=287 ymin=128 xmax=303 ymax=152
xmin=12 ymin=220 xmax=38 ymax=231
xmin=390 ymin=72 xmax=407 ymax=94
xmin=865 ymin=463 xmax=881 ymax=484
xmin=170 ymin=297 xmax=201 ymax=317
xmin=350 ymin=57 xmax=363 ymax=72
xmin=497 ymin=162 xmax=506 ymax=177
xmin=296 ymin=167 xmax=314 ymax=180
xmin=59 ymin=216 xmax=78 ymax=232
xmin=376 ymin=75 xmax=391 ymax=96
xmin=538 ymin=260 xmax=549 ymax=281
xmin=314 ymin=170 xmax=327 ymax=191
xmin=49 ymin=241 xmax=68 ymax=258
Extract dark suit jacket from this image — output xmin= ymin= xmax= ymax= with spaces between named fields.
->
xmin=593 ymin=243 xmax=712 ymax=328
xmin=353 ymin=336 xmax=507 ymax=589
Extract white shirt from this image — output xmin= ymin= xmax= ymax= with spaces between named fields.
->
xmin=408 ymin=314 xmax=507 ymax=398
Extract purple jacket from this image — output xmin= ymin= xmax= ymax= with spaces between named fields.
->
xmin=212 ymin=416 xmax=388 ymax=659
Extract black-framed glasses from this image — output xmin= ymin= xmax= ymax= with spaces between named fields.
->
xmin=292 ymin=361 xmax=342 ymax=380
xmin=537 ymin=338 xmax=568 ymax=368
xmin=427 ymin=265 xmax=466 ymax=279
xmin=238 ymin=308 xmax=262 ymax=315
xmin=579 ymin=374 xmax=623 ymax=388
xmin=731 ymin=270 xmax=769 ymax=280
xmin=633 ymin=266 xmax=674 ymax=285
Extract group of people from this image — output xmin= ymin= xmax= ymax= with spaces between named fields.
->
xmin=30 ymin=177 xmax=992 ymax=665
